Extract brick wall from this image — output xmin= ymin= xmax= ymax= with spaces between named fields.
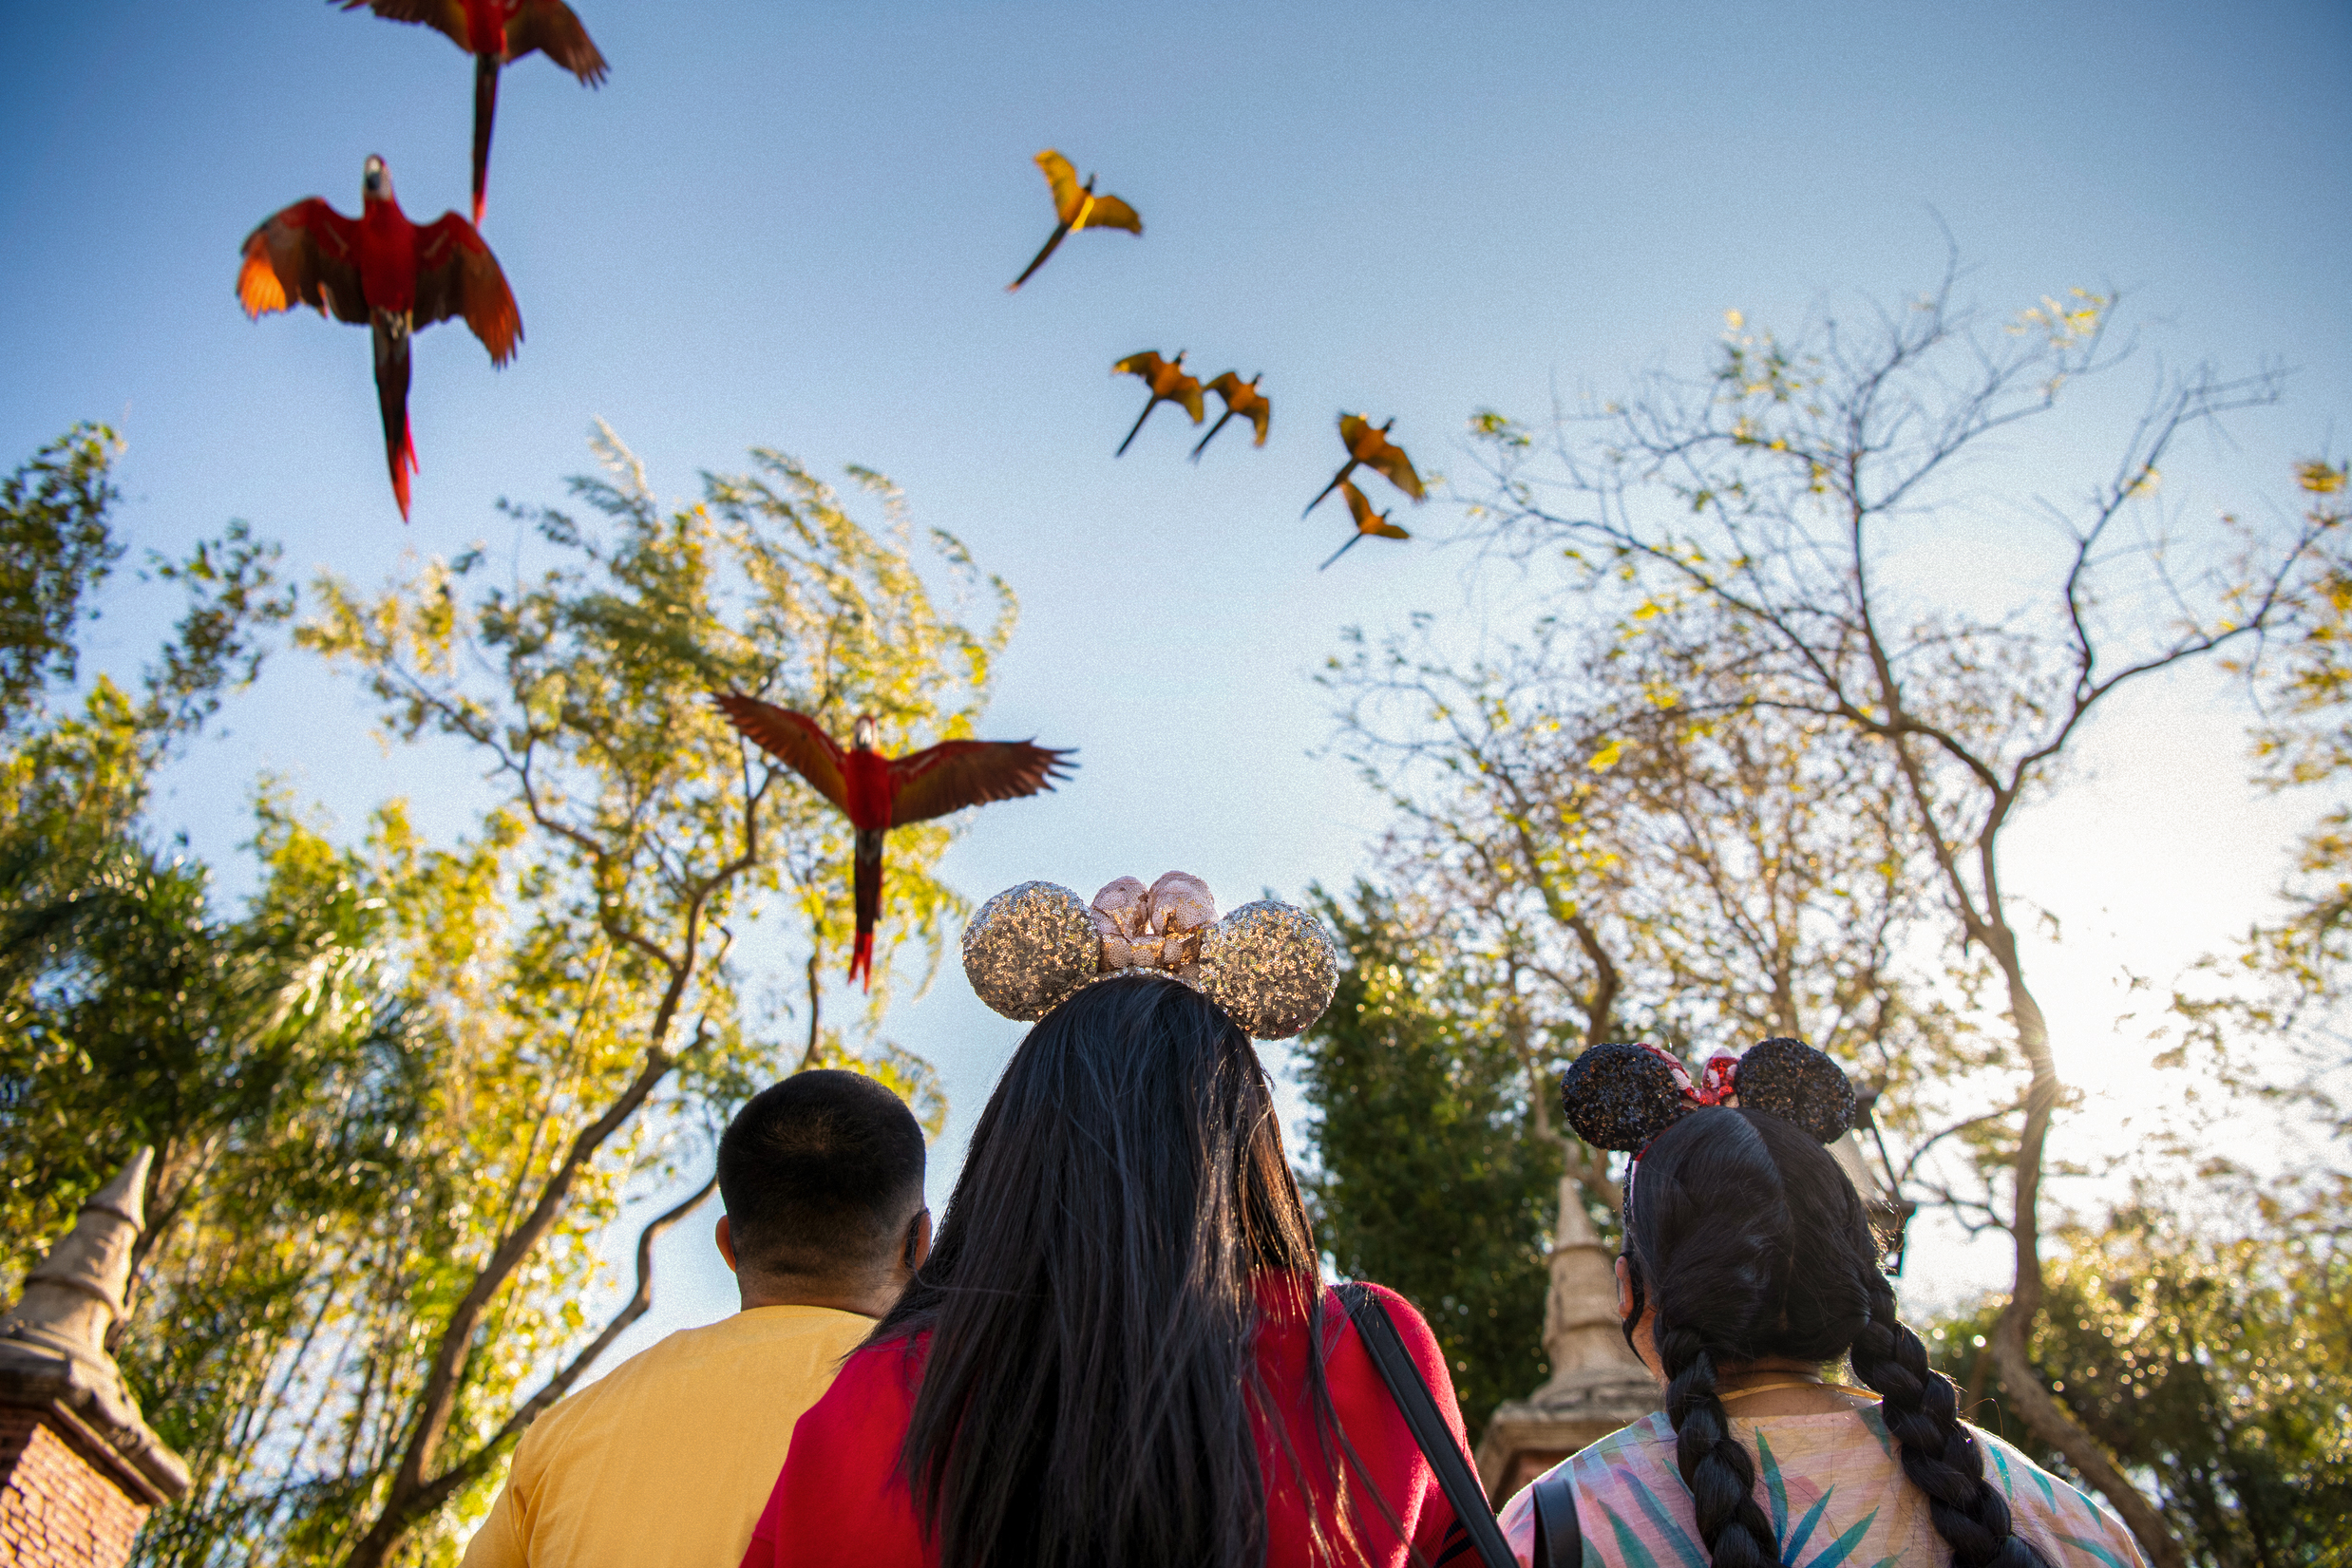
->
xmin=0 ymin=1405 xmax=155 ymax=1568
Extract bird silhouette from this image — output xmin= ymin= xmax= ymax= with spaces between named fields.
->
xmin=1008 ymin=150 xmax=1142 ymax=291
xmin=1319 ymin=480 xmax=1413 ymax=570
xmin=237 ymin=155 xmax=522 ymax=520
xmin=1111 ymin=350 xmax=1204 ymax=456
xmin=336 ymin=0 xmax=608 ymax=226
xmin=1191 ymin=372 xmax=1271 ymax=462
xmin=1303 ymin=413 xmax=1426 ymax=518
xmin=712 ymin=696 xmax=1076 ymax=990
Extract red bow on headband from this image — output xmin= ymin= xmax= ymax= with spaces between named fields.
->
xmin=1636 ymin=1043 xmax=1740 ymax=1107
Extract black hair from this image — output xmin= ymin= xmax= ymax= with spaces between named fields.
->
xmin=871 ymin=974 xmax=1354 ymax=1568
xmin=715 ymin=1068 xmax=926 ymax=1278
xmin=1622 ymin=1105 xmax=2053 ymax=1568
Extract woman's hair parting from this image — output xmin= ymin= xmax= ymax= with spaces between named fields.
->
xmin=872 ymin=973 xmax=1331 ymax=1568
xmin=1563 ymin=1039 xmax=2053 ymax=1568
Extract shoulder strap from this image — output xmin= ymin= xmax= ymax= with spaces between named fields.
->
xmin=1335 ymin=1282 xmax=1517 ymax=1568
xmin=1528 ymin=1463 xmax=1584 ymax=1568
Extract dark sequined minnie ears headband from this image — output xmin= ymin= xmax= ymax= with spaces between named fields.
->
xmin=960 ymin=871 xmax=1340 ymax=1040
xmin=1561 ymin=1037 xmax=1857 ymax=1157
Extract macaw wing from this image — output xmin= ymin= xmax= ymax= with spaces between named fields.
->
xmin=1369 ymin=520 xmax=1412 ymax=540
xmin=1035 ymin=150 xmax=1085 ymax=225
xmin=1338 ymin=412 xmax=1371 ymax=452
xmin=1204 ymin=371 xmax=1243 ymax=403
xmin=887 ymin=739 xmax=1075 ymax=827
xmin=506 ymin=0 xmax=609 ymax=84
xmin=1113 ymin=350 xmax=1166 ymax=381
xmin=1078 ymin=193 xmax=1142 ymax=235
xmin=1172 ymin=375 xmax=1205 ymax=424
xmin=414 ymin=216 xmax=523 ymax=366
xmin=1364 ymin=440 xmax=1426 ymax=501
xmin=337 ymin=0 xmax=472 ymax=51
xmin=238 ymin=198 xmax=368 ymax=324
xmin=1340 ymin=480 xmax=1375 ymax=529
xmin=1245 ymin=394 xmax=1271 ymax=445
xmin=712 ymin=694 xmax=851 ymax=813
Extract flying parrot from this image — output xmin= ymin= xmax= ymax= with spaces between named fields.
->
xmin=1318 ymin=479 xmax=1413 ymax=570
xmin=712 ymin=696 xmax=1077 ymax=989
xmin=1111 ymin=350 xmax=1204 ymax=456
xmin=335 ymin=0 xmax=609 ymax=227
xmin=237 ymin=155 xmax=522 ymax=520
xmin=1303 ymin=413 xmax=1426 ymax=519
xmin=1008 ymin=150 xmax=1142 ymax=292
xmin=1191 ymin=372 xmax=1271 ymax=462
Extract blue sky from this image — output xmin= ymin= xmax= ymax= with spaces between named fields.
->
xmin=4 ymin=0 xmax=2347 ymax=1344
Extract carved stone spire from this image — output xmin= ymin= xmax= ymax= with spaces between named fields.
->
xmin=1473 ymin=1174 xmax=1660 ymax=1498
xmin=0 ymin=1149 xmax=190 ymax=1501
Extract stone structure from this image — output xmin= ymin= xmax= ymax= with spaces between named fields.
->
xmin=1474 ymin=1176 xmax=1659 ymax=1500
xmin=1475 ymin=1128 xmax=1907 ymax=1499
xmin=0 ymin=1149 xmax=190 ymax=1568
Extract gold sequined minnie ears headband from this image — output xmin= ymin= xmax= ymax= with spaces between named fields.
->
xmin=1561 ymin=1037 xmax=1857 ymax=1156
xmin=960 ymin=871 xmax=1339 ymax=1040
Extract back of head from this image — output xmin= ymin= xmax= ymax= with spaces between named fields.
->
xmin=716 ymin=1069 xmax=926 ymax=1287
xmin=1626 ymin=1105 xmax=2051 ymax=1568
xmin=876 ymin=973 xmax=1318 ymax=1568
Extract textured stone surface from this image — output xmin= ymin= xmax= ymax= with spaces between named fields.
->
xmin=0 ymin=1407 xmax=155 ymax=1568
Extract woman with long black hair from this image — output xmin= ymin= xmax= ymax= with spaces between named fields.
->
xmin=738 ymin=875 xmax=1470 ymax=1568
xmin=1499 ymin=1039 xmax=2144 ymax=1568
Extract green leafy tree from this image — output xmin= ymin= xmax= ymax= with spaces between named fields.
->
xmin=1297 ymin=883 xmax=1563 ymax=1429
xmin=0 ymin=427 xmax=421 ymax=1568
xmin=283 ymin=427 xmax=1000 ymax=1568
xmin=1310 ymin=594 xmax=1965 ymax=1422
xmin=1458 ymin=267 xmax=2331 ymax=1563
xmin=1928 ymin=1197 xmax=2352 ymax=1566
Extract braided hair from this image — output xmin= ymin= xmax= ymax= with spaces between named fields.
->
xmin=1623 ymin=1105 xmax=2052 ymax=1568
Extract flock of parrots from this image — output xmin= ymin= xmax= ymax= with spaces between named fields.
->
xmin=233 ymin=1 xmax=1437 ymax=985
xmin=236 ymin=1 xmax=1432 ymax=565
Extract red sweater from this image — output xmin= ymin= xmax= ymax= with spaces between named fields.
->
xmin=740 ymin=1279 xmax=1468 ymax=1567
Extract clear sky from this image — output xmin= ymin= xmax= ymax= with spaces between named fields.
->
xmin=4 ymin=0 xmax=2346 ymax=1358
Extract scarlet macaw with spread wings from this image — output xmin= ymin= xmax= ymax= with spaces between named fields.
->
xmin=237 ymin=155 xmax=522 ymax=520
xmin=335 ymin=0 xmax=608 ymax=226
xmin=713 ymin=696 xmax=1076 ymax=989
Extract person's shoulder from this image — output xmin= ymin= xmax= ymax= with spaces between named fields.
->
xmin=1968 ymin=1423 xmax=2149 ymax=1565
xmin=1344 ymin=1279 xmax=1439 ymax=1338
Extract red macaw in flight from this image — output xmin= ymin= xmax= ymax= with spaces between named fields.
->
xmin=713 ymin=696 xmax=1077 ymax=989
xmin=336 ymin=0 xmax=609 ymax=226
xmin=237 ymin=155 xmax=522 ymax=520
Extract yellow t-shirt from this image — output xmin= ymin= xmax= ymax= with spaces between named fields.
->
xmin=460 ymin=1305 xmax=875 ymax=1568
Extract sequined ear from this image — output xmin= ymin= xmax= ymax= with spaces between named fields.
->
xmin=1731 ymin=1037 xmax=1855 ymax=1144
xmin=960 ymin=881 xmax=1099 ymax=1021
xmin=1198 ymin=901 xmax=1339 ymax=1040
xmin=1561 ymin=1042 xmax=1698 ymax=1152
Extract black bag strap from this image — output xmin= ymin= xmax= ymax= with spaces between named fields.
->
xmin=1335 ymin=1282 xmax=1517 ymax=1568
xmin=1528 ymin=1463 xmax=1584 ymax=1568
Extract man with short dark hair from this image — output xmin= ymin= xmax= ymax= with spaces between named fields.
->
xmin=461 ymin=1071 xmax=930 ymax=1568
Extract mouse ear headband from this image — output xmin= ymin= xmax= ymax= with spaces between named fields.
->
xmin=1561 ymin=1037 xmax=1856 ymax=1156
xmin=960 ymin=872 xmax=1339 ymax=1040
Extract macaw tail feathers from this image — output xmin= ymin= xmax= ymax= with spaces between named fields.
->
xmin=849 ymin=929 xmax=876 ymax=992
xmin=471 ymin=53 xmax=500 ymax=228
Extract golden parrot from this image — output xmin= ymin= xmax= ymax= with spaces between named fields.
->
xmin=1008 ymin=150 xmax=1142 ymax=291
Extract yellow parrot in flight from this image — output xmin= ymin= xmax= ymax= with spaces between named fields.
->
xmin=1008 ymin=150 xmax=1142 ymax=291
